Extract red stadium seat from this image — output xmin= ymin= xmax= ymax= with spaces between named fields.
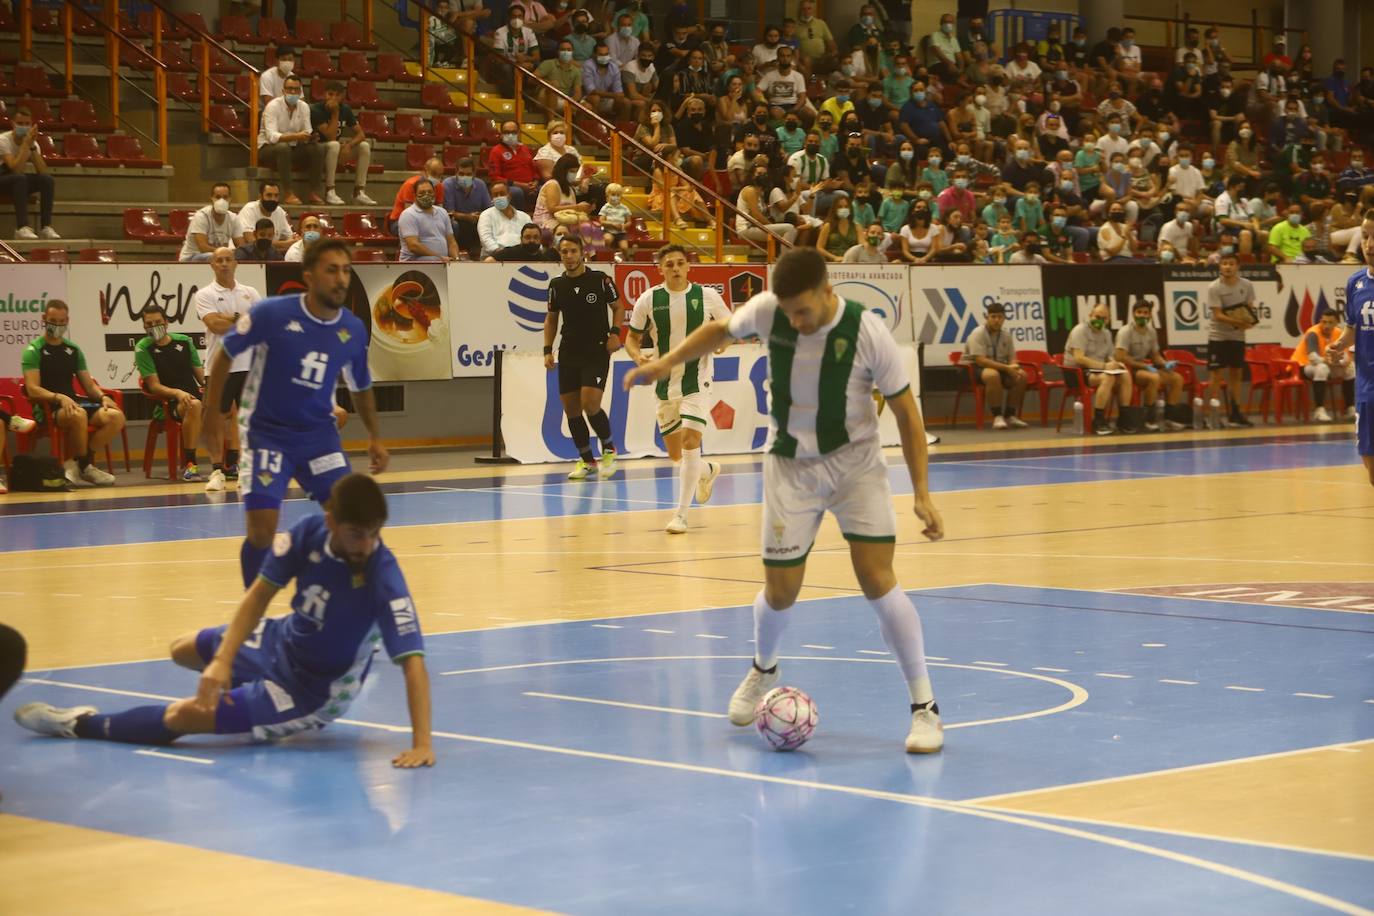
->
xmin=167 ymin=73 xmax=199 ymax=103
xmin=331 ymin=21 xmax=377 ymax=51
xmin=216 ymin=14 xmax=254 ymax=42
xmin=26 ymin=247 xmax=68 ymax=262
xmin=16 ymin=98 xmax=60 ymax=130
xmin=123 ymin=207 xmax=179 ymax=242
xmin=300 ymin=49 xmax=339 ymax=80
xmin=295 ymin=19 xmax=341 ymax=49
xmin=467 ymin=117 xmax=500 ymax=144
xmin=432 ymin=114 xmax=464 ymax=142
xmin=393 ymin=113 xmax=437 ymax=143
xmin=1015 ymin=350 xmax=1066 ymax=426
xmin=34 ymin=133 xmax=71 ymax=166
xmin=31 ymin=8 xmax=60 ymax=34
xmin=405 ymin=142 xmax=435 ymax=171
xmin=420 ymin=82 xmax=462 ymax=112
xmin=347 ymin=80 xmax=394 ymax=111
xmin=946 ymin=352 xmax=986 ymax=429
xmin=356 ymin=110 xmax=394 ymax=142
xmin=342 ymin=212 xmax=388 ymax=242
xmin=338 ymin=50 xmax=375 ymax=80
xmin=168 ymin=209 xmax=195 ymax=238
xmin=107 ymin=135 xmax=162 ymax=168
xmin=375 ymin=52 xmax=422 ymax=84
xmin=350 ymin=248 xmax=388 ymax=262
xmin=15 ymin=63 xmax=61 ymax=97
xmin=191 ymin=42 xmax=241 ymax=74
xmin=443 ymin=144 xmax=475 ymax=169
xmin=79 ymin=247 xmax=117 ymax=262
xmin=253 ymin=17 xmax=288 ymax=45
xmin=209 ymin=105 xmax=248 ymax=137
xmin=60 ymin=99 xmax=104 ymax=132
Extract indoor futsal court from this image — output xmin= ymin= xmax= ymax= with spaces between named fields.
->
xmin=1 ymin=424 xmax=1372 ymax=915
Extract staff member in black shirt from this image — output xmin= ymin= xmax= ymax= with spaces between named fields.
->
xmin=543 ymin=234 xmax=622 ymax=480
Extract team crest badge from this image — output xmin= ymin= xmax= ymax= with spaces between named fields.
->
xmin=337 ymin=328 xmax=351 ymax=343
xmin=272 ymin=531 xmax=292 ymax=556
xmin=257 ymin=471 xmax=274 ymax=487
xmin=833 ymin=338 xmax=849 ymax=360
xmin=236 ymin=314 xmax=252 ymax=334
xmin=771 ymin=522 xmax=786 ymax=544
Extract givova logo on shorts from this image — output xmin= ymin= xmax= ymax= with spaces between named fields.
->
xmin=917 ymin=287 xmax=980 ymax=345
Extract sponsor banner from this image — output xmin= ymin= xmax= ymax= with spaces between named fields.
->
xmin=449 ymin=262 xmax=614 ymax=377
xmin=912 ymin=265 xmax=1047 ymax=361
xmin=1162 ymin=263 xmax=1282 ymax=349
xmin=499 ymin=344 xmax=921 ymax=463
xmin=815 ymin=263 xmax=915 ymax=343
xmin=1041 ymin=264 xmax=1166 ymax=354
xmin=1275 ymin=264 xmax=1357 ymax=339
xmin=613 ymin=263 xmax=768 ymax=326
xmin=0 ymin=264 xmax=65 ymax=373
xmin=65 ymin=263 xmax=266 ymax=389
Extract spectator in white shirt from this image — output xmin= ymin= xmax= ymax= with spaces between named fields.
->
xmin=1156 ymin=202 xmax=1199 ymax=260
xmin=178 ymin=182 xmax=240 ymax=262
xmin=533 ymin=120 xmax=583 ymax=181
xmin=235 ymin=180 xmax=295 ymax=251
xmin=283 ymin=214 xmax=322 ymax=262
xmin=1214 ymin=175 xmax=1258 ymax=256
xmin=1166 ymin=143 xmax=1213 ymax=216
xmin=1095 ymin=116 xmax=1130 ymax=162
xmin=490 ymin=5 xmax=540 ymax=68
xmin=257 ymin=47 xmax=295 ymax=109
xmin=476 ymin=181 xmax=534 ymax=257
xmin=257 ymin=76 xmax=322 ymax=205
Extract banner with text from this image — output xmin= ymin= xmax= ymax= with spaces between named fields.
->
xmin=449 ymin=262 xmax=615 ymax=377
xmin=1161 ymin=263 xmax=1286 ymax=350
xmin=499 ymin=345 xmax=921 ymax=463
xmin=912 ymin=265 xmax=1047 ymax=361
xmin=1040 ymin=264 xmax=1166 ymax=354
xmin=0 ymin=265 xmax=66 ymax=374
xmin=65 ymin=263 xmax=267 ymax=389
xmin=613 ymin=263 xmax=767 ymax=327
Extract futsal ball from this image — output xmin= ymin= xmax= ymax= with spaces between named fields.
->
xmin=754 ymin=687 xmax=818 ymax=751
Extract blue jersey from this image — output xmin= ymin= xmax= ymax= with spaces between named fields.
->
xmin=221 ymin=294 xmax=372 ymax=439
xmin=1345 ymin=267 xmax=1374 ymax=403
xmin=257 ymin=514 xmax=424 ymax=689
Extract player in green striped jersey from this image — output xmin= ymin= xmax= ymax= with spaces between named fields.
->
xmin=625 ymin=245 xmax=732 ymax=534
xmin=625 ymin=247 xmax=946 ymax=753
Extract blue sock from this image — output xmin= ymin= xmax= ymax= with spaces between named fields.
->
xmin=73 ymin=704 xmax=179 ymax=745
xmin=240 ymin=540 xmax=268 ymax=588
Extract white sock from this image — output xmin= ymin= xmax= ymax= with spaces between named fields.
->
xmin=870 ymin=584 xmax=933 ymax=704
xmin=752 ymin=590 xmax=790 ymax=670
xmin=677 ymin=447 xmax=704 ymax=516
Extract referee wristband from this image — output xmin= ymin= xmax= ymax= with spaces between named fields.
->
xmin=543 ymin=346 xmax=553 ymax=355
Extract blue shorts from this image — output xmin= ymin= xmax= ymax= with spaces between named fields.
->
xmin=1359 ymin=402 xmax=1372 ymax=457
xmin=195 ymin=618 xmax=376 ymax=741
xmin=239 ymin=428 xmax=350 ymax=512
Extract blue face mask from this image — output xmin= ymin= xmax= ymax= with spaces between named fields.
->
xmin=456 ymin=175 xmax=474 ymax=189
xmin=13 ymin=125 xmax=28 ymax=139
xmin=303 ymin=230 xmax=321 ymax=243
xmin=913 ymin=91 xmax=927 ymax=102
xmin=492 ymin=196 xmax=510 ymax=210
xmin=1052 ymin=215 xmax=1067 ymax=228
xmin=1287 ymin=213 xmax=1302 ymax=225
xmin=867 ymin=96 xmax=882 ymax=108
xmin=836 ymin=94 xmax=849 ymax=104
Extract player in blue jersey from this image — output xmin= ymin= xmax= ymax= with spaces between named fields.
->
xmin=204 ymin=239 xmax=390 ymax=588
xmin=1328 ymin=212 xmax=1374 ymax=488
xmin=14 ymin=474 xmax=435 ymax=767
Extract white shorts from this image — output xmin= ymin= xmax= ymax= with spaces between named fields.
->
xmin=656 ymin=391 xmax=709 ymax=436
xmin=761 ymin=440 xmax=897 ymax=567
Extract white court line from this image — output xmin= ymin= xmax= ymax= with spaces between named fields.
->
xmin=23 ymin=671 xmax=1372 ymax=911
xmin=925 ymin=655 xmax=949 ymax=661
xmin=134 ymin=748 xmax=214 ymax=765
xmin=1034 ymin=667 xmax=1070 ymax=673
xmin=694 ymin=633 xmax=728 ymax=640
xmin=973 ymin=661 xmax=1008 ymax=667
xmin=161 ymin=597 xmax=193 ymax=603
xmin=643 ymin=628 xmax=675 ymax=634
xmin=857 ymin=649 xmax=889 ymax=656
xmin=1294 ymin=693 xmax=1335 ymax=700
xmin=1095 ymin=673 xmax=1134 ymax=680
xmin=1142 ymin=643 xmax=1167 ymax=648
xmin=903 ymin=550 xmax=1374 ymax=570
xmin=801 ymin=644 xmax=835 ymax=650
xmin=1160 ymin=679 xmax=1199 ymax=685
xmin=523 ymin=691 xmax=726 ymax=719
xmin=591 ymin=624 xmax=623 ymax=629
xmin=1226 ymin=685 xmax=1265 ymax=693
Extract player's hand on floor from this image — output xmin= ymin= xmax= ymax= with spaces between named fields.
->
xmin=196 ymin=659 xmax=231 ymax=712
xmin=393 ymin=746 xmax=435 ymax=768
xmin=914 ymin=496 xmax=944 ymax=542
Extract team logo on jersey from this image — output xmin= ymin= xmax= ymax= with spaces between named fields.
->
xmin=586 ymin=292 xmax=598 ymax=303
xmin=285 ymin=320 xmax=304 ymax=333
xmin=272 ymin=531 xmax=292 ymax=556
xmin=833 ymin=338 xmax=849 ymax=360
xmin=257 ymin=471 xmax=274 ymax=487
xmin=236 ymin=314 xmax=252 ymax=334
xmin=337 ymin=329 xmax=352 ymax=343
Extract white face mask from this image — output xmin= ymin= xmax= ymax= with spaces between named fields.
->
xmin=1129 ymin=157 xmax=1142 ymax=168
xmin=550 ymin=132 xmax=565 ymax=146
xmin=974 ymin=94 xmax=986 ymax=106
xmin=212 ymin=197 xmax=229 ymax=214
xmin=650 ymin=111 xmax=663 ymax=123
xmin=278 ymin=60 xmax=294 ymax=75
xmin=510 ymin=17 xmax=523 ymax=29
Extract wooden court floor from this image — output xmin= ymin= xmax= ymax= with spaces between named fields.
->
xmin=2 ymin=425 xmax=1372 ymax=914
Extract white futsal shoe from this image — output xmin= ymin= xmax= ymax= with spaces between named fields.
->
xmin=82 ymin=463 xmax=115 ymax=486
xmin=696 ymin=461 xmax=721 ymax=504
xmin=905 ymin=701 xmax=944 ymax=754
xmin=14 ymin=702 xmax=97 ymax=738
xmin=727 ymin=663 xmax=779 ymax=726
xmin=664 ymin=513 xmax=688 ymax=534
xmin=205 ymin=468 xmax=226 ymax=492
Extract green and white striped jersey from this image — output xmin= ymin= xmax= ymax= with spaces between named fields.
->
xmin=727 ymin=292 xmax=909 ymax=458
xmin=629 ymin=282 xmax=731 ymax=401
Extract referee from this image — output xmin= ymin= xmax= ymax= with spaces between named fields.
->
xmin=544 ymin=234 xmax=622 ymax=480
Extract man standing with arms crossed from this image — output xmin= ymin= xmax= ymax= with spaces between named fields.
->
xmin=624 ymin=245 xmax=730 ymax=533
xmin=1205 ymin=252 xmax=1257 ymax=428
xmin=1328 ymin=212 xmax=1374 ymax=487
xmin=625 ymin=247 xmax=947 ymax=753
xmin=195 ymin=247 xmax=262 ymax=491
xmin=205 ymin=239 xmax=389 ymax=588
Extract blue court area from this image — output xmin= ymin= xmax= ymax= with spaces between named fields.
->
xmin=0 ymin=438 xmax=1358 ymax=552
xmin=5 ymin=585 xmax=1373 ymax=915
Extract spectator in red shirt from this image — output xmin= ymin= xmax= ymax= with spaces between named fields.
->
xmin=388 ymin=156 xmax=447 ymax=232
xmin=486 ymin=120 xmax=541 ymax=210
xmin=1260 ymin=36 xmax=1291 ymax=73
xmin=936 ymin=166 xmax=977 ymax=221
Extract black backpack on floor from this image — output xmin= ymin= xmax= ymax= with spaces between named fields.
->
xmin=8 ymin=454 xmax=68 ymax=491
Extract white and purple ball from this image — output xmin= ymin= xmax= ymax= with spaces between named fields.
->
xmin=754 ymin=686 xmax=818 ymax=751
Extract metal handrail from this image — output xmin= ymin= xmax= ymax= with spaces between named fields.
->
xmin=0 ymin=238 xmax=25 ymax=262
xmin=414 ymin=6 xmax=791 ymax=261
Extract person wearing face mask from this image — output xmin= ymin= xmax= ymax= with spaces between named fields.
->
xmin=1294 ymin=153 xmax=1336 ymax=214
xmin=606 ymin=13 xmax=640 ymax=65
xmin=257 ymin=47 xmax=295 ymax=109
xmin=818 ymin=78 xmax=856 ymax=128
xmin=134 ymin=303 xmax=207 ymax=482
xmin=235 ymin=180 xmax=295 ymax=251
xmin=612 ymin=1 xmax=650 ymax=43
xmin=284 ymin=215 xmax=323 ymax=263
xmin=923 ymin=13 xmax=960 ymax=81
xmin=795 ymin=1 xmax=837 ymax=73
xmin=897 ymin=79 xmax=948 ymax=159
xmin=845 ymin=4 xmax=883 ymax=50
xmin=234 ymin=218 xmax=286 ymax=262
xmin=623 ymin=44 xmax=662 ymax=121
xmin=673 ymin=48 xmax=715 ymax=112
xmin=816 ymin=190 xmax=859 ymax=261
xmin=476 ymin=181 xmax=533 ymax=257
xmin=427 ymin=1 xmax=460 ymax=66
xmin=1113 ymin=27 xmax=1143 ymax=94
xmin=1003 ymin=41 xmax=1041 ymax=92
xmin=1205 ymin=77 xmax=1246 ymax=150
xmin=398 ymin=177 xmax=459 ymax=262
xmin=1213 ymin=175 xmax=1260 ymax=257
xmin=702 ymin=21 xmax=736 ymax=76
xmin=758 ymin=46 xmax=815 ymax=126
xmin=1225 ymin=122 xmax=1263 ymax=189
xmin=935 ymin=166 xmax=975 ymax=223
xmin=1094 ymin=84 xmax=1140 ymax=133
xmin=1268 ymin=204 xmax=1311 ymax=263
xmin=534 ymin=39 xmax=585 ymax=115
xmin=1165 ymin=143 xmax=1213 ymax=218
xmin=1157 ymin=202 xmax=1200 ymax=262
xmin=1065 ymin=303 xmax=1134 ymax=435
xmin=0 ymin=105 xmax=58 ymax=240
xmin=179 ymin=182 xmax=239 ymax=262
xmin=1097 ymin=203 xmax=1139 ymax=262
xmin=534 ymin=151 xmax=593 ymax=231
xmin=311 ymin=81 xmax=375 ymax=207
xmin=1166 ymin=51 xmax=1205 ymax=121
xmin=440 ymin=156 xmax=492 ymax=259
xmin=20 ymin=300 xmax=123 ymax=486
xmin=533 ymin=119 xmax=583 ymax=182
xmin=735 ymin=155 xmax=798 ymax=245
xmin=750 ymin=24 xmax=784 ymax=72
xmin=581 ymin=42 xmax=629 ymax=118
xmin=486 ymin=121 xmax=540 ymax=210
xmin=487 ymin=221 xmax=558 ymax=262
xmin=1114 ymin=301 xmax=1187 ymax=432
xmin=842 ymin=220 xmax=890 ymax=263
xmin=257 ymin=75 xmax=321 ymax=206
xmin=492 ymin=5 xmax=539 ymax=70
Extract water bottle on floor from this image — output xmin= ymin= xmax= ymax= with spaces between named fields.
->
xmin=1154 ymin=396 xmax=1165 ymax=429
xmin=1208 ymin=398 xmax=1223 ymax=430
xmin=1072 ymin=400 xmax=1084 ymax=434
xmin=1192 ymin=397 xmax=1205 ymax=430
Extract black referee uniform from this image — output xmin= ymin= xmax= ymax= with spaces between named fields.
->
xmin=547 ymin=269 xmax=621 ymax=395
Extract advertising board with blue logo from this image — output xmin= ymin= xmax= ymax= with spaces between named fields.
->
xmin=1161 ymin=263 xmax=1289 ymax=351
xmin=498 ymin=345 xmax=922 ymax=464
xmin=914 ymin=265 xmax=1046 ymax=361
xmin=803 ymin=263 xmax=917 ymax=344
xmin=449 ymin=262 xmax=615 ymax=377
